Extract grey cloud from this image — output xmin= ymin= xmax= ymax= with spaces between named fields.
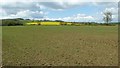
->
xmin=93 ymin=2 xmax=118 ymax=8
xmin=38 ymin=2 xmax=66 ymax=9
xmin=1 ymin=2 xmax=41 ymax=15
xmin=37 ymin=2 xmax=87 ymax=10
xmin=1 ymin=2 xmax=45 ymax=19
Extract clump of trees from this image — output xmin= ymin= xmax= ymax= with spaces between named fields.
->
xmin=1 ymin=18 xmax=24 ymax=26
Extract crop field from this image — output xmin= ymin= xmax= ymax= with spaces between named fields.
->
xmin=0 ymin=26 xmax=2 ymax=66
xmin=2 ymin=26 xmax=118 ymax=66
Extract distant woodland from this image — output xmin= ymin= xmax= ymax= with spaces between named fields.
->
xmin=0 ymin=18 xmax=119 ymax=26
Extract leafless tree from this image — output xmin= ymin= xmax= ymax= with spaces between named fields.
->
xmin=103 ymin=11 xmax=112 ymax=24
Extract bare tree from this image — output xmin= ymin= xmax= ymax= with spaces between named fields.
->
xmin=103 ymin=11 xmax=112 ymax=24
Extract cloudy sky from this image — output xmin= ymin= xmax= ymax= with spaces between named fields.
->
xmin=0 ymin=0 xmax=119 ymax=23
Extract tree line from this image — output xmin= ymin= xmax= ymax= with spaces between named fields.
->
xmin=0 ymin=18 xmax=119 ymax=26
xmin=1 ymin=18 xmax=24 ymax=26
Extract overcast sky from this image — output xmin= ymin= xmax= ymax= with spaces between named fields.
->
xmin=0 ymin=0 xmax=119 ymax=23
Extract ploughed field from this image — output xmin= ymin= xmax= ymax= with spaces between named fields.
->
xmin=0 ymin=26 xmax=2 ymax=66
xmin=2 ymin=26 xmax=118 ymax=66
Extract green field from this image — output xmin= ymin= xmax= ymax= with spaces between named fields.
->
xmin=2 ymin=26 xmax=118 ymax=66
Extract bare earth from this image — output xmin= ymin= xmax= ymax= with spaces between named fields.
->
xmin=2 ymin=26 xmax=118 ymax=66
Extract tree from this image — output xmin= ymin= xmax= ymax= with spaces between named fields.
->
xmin=55 ymin=20 xmax=64 ymax=22
xmin=2 ymin=18 xmax=23 ymax=26
xmin=103 ymin=11 xmax=112 ymax=24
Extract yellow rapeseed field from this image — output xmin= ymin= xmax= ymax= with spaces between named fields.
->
xmin=26 ymin=22 xmax=38 ymax=25
xmin=41 ymin=22 xmax=61 ymax=25
xmin=66 ymin=22 xmax=72 ymax=25
xmin=26 ymin=22 xmax=61 ymax=25
xmin=26 ymin=22 xmax=81 ymax=26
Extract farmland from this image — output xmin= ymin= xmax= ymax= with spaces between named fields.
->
xmin=2 ymin=26 xmax=118 ymax=66
xmin=0 ymin=26 xmax=2 ymax=66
